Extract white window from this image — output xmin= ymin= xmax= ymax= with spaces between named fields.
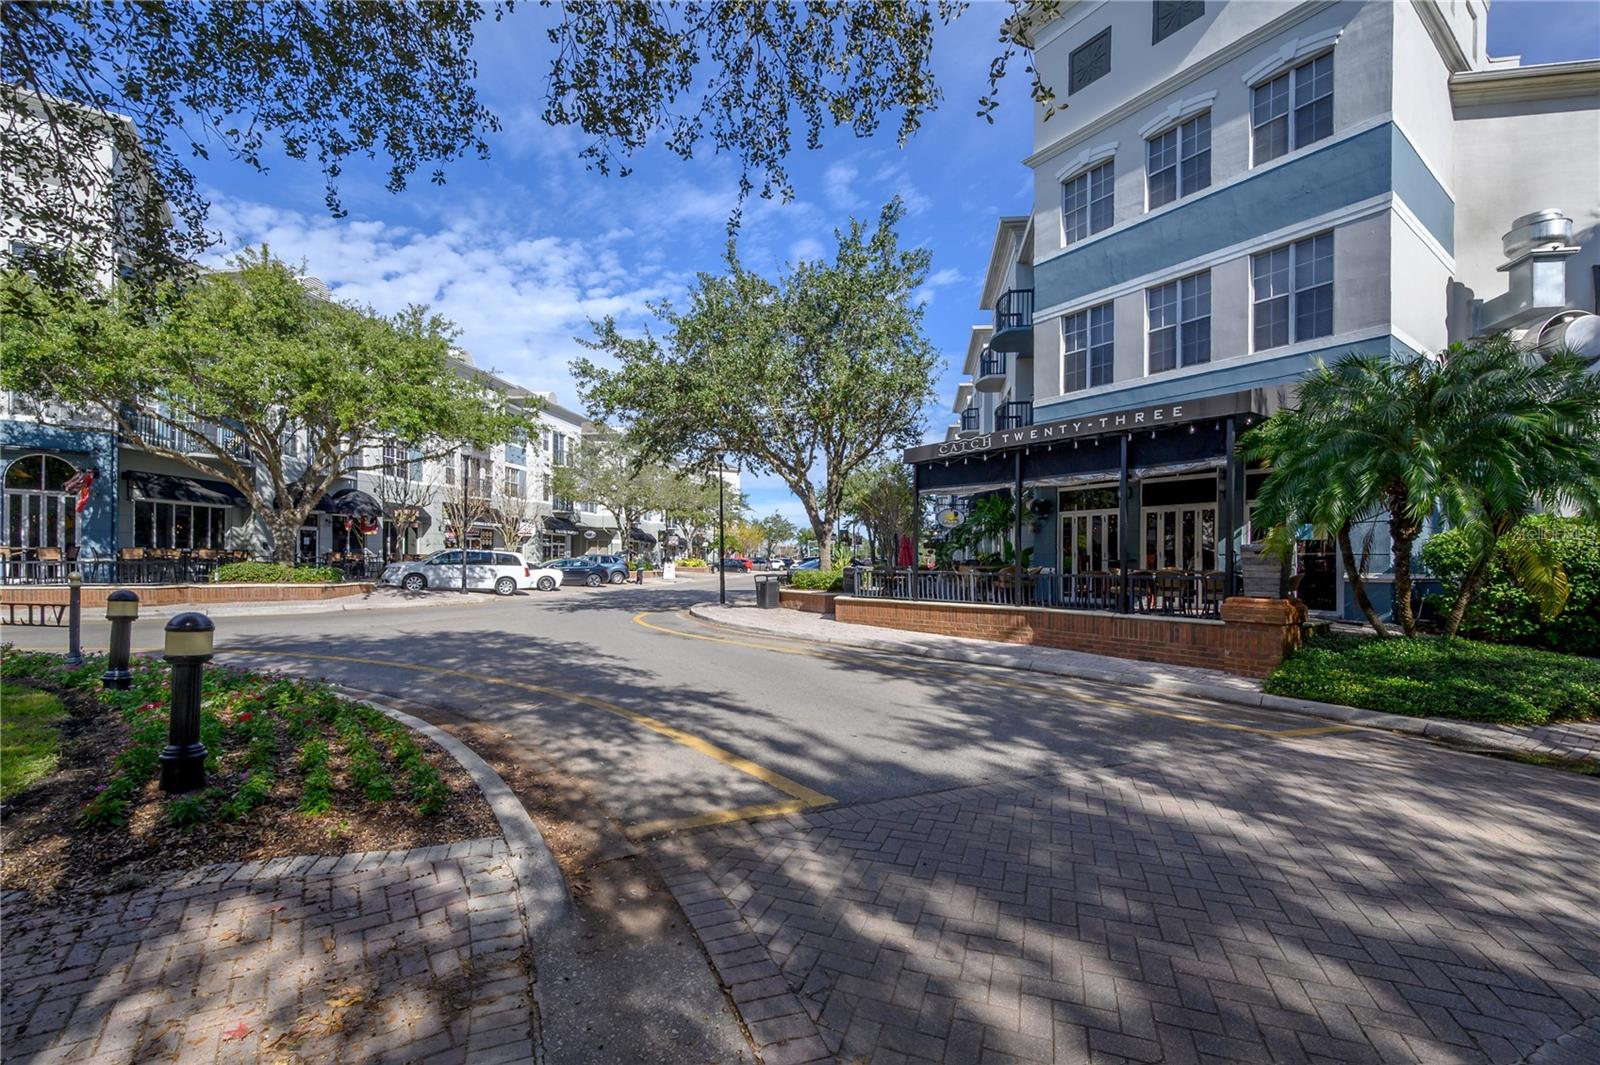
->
xmin=1147 ymin=112 xmax=1210 ymax=209
xmin=1252 ymin=232 xmax=1333 ymax=350
xmin=1063 ymin=160 xmax=1114 ymax=244
xmin=1252 ymin=53 xmax=1333 ymax=165
xmin=1064 ymin=303 xmax=1115 ymax=393
xmin=1147 ymin=272 xmax=1211 ymax=373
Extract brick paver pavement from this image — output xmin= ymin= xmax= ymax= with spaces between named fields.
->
xmin=1 ymin=838 xmax=534 ymax=1064
xmin=656 ymin=732 xmax=1600 ymax=1065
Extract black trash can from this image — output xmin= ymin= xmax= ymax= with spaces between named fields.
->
xmin=755 ymin=573 xmax=782 ymax=609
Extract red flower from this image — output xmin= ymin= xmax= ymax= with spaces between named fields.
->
xmin=237 ymin=712 xmax=253 ymax=723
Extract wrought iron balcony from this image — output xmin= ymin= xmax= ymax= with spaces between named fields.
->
xmin=131 ymin=412 xmax=252 ymax=461
xmin=991 ymin=288 xmax=1035 ymax=356
xmin=958 ymin=406 xmax=981 ymax=437
xmin=976 ymin=348 xmax=1006 ymax=392
xmin=996 ymin=401 xmax=1033 ymax=430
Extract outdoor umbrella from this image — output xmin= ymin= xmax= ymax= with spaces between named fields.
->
xmin=897 ymin=533 xmax=914 ymax=568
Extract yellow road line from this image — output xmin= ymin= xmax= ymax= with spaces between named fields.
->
xmin=632 ymin=611 xmax=1358 ymax=742
xmin=217 ymin=647 xmax=834 ymax=808
xmin=626 ymin=799 xmax=812 ymax=840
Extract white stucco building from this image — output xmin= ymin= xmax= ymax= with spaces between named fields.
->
xmin=926 ymin=0 xmax=1599 ymax=619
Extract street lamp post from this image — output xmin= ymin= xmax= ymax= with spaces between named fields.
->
xmin=103 ymin=589 xmax=139 ymax=690
xmin=160 ymin=612 xmax=214 ymax=794
xmin=717 ymin=461 xmax=727 ymax=606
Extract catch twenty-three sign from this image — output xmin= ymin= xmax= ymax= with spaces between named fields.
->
xmin=903 ymin=389 xmax=1275 ymax=465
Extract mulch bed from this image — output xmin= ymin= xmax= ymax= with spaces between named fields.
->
xmin=0 ymin=655 xmax=498 ymax=904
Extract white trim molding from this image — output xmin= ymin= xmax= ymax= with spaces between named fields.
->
xmin=1136 ymin=91 xmax=1218 ymax=139
xmin=1241 ymin=27 xmax=1343 ymax=86
xmin=1054 ymin=142 xmax=1120 ymax=183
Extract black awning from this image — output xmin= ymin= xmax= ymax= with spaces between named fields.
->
xmin=629 ymin=526 xmax=657 ymax=545
xmin=320 ymin=488 xmax=383 ymax=519
xmin=123 ymin=470 xmax=246 ymax=506
xmin=545 ymin=515 xmax=581 ymax=534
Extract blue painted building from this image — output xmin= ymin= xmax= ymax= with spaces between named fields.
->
xmin=928 ymin=0 xmax=1599 ymax=620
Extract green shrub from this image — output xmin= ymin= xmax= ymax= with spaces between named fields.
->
xmin=212 ymin=562 xmax=341 ymax=584
xmin=1422 ymin=517 xmax=1600 ymax=656
xmin=1266 ymin=632 xmax=1600 ymax=725
xmin=788 ymin=569 xmax=844 ymax=592
xmin=676 ymin=558 xmax=707 ymax=568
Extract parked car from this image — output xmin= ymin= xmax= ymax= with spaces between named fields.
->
xmin=717 ymin=557 xmax=754 ymax=572
xmin=771 ymin=557 xmax=795 ymax=571
xmin=590 ymin=554 xmax=632 ymax=584
xmin=547 ymin=556 xmax=617 ymax=587
xmin=380 ymin=550 xmax=563 ymax=595
xmin=792 ymin=557 xmax=822 ymax=570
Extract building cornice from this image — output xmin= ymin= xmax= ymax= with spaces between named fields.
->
xmin=979 ymin=218 xmax=1030 ymax=310
xmin=1023 ymin=1 xmax=1336 ymax=173
xmin=1450 ymin=59 xmax=1600 ymax=104
xmin=1411 ymin=1 xmax=1471 ymax=74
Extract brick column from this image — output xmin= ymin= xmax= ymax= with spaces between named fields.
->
xmin=1218 ymin=597 xmax=1309 ymax=677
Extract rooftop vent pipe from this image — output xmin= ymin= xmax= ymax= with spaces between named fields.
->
xmin=1474 ymin=209 xmax=1600 ymax=362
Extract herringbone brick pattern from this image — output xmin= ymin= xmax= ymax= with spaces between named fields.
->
xmin=658 ymin=733 xmax=1600 ymax=1064
xmin=1 ymin=839 xmax=534 ymax=1064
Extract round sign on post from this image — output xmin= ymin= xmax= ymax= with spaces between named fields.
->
xmin=937 ymin=508 xmax=964 ymax=529
xmin=583 ymin=530 xmax=596 ymax=541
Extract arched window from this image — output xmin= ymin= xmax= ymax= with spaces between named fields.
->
xmin=3 ymin=454 xmax=80 ymax=551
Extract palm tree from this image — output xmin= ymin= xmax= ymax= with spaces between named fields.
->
xmin=1431 ymin=338 xmax=1600 ymax=636
xmin=1243 ymin=349 xmax=1448 ymax=637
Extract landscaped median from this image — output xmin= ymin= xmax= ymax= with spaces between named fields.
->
xmin=0 ymin=648 xmax=492 ymax=898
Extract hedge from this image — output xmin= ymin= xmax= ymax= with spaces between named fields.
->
xmin=788 ymin=568 xmax=844 ymax=592
xmin=212 ymin=562 xmax=342 ymax=584
xmin=675 ymin=558 xmax=708 ymax=568
xmin=1422 ymin=516 xmax=1600 ymax=656
xmin=1265 ymin=632 xmax=1600 ymax=725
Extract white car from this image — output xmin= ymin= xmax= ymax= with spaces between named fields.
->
xmin=380 ymin=550 xmax=565 ymax=595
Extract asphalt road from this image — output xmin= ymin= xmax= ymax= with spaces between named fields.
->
xmin=5 ymin=576 xmax=1358 ymax=837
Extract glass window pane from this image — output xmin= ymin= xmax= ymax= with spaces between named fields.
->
xmin=173 ymin=504 xmax=192 ymax=549
xmin=1255 ymin=296 xmax=1289 ymax=350
xmin=1149 ymin=167 xmax=1177 ymax=209
xmin=135 ymin=501 xmax=153 ymax=548
xmin=156 ymin=503 xmax=172 ymax=549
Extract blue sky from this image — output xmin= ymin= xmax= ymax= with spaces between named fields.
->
xmin=200 ymin=1 xmax=1598 ymax=527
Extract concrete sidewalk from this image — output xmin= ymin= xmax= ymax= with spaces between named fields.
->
xmin=689 ymin=602 xmax=1600 ymax=767
xmin=134 ymin=588 xmax=503 ymax=620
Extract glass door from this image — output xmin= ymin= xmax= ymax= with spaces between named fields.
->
xmin=1144 ymin=505 xmax=1218 ymax=570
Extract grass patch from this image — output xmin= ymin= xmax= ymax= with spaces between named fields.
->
xmin=1 ymin=682 xmax=67 ymax=799
xmin=1266 ymin=633 xmax=1600 ymax=725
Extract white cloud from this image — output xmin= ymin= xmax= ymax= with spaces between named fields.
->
xmin=912 ymin=265 xmax=964 ymax=309
xmin=822 ymin=162 xmax=861 ymax=211
xmin=788 ymin=237 xmax=825 ymax=264
xmin=204 ymin=195 xmax=688 ymax=410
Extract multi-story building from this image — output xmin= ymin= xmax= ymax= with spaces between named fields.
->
xmin=915 ymin=0 xmax=1599 ymax=619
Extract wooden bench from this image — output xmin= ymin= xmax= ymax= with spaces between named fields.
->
xmin=1 ymin=601 xmax=69 ymax=626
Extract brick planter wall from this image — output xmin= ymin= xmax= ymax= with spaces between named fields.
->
xmin=779 ymin=589 xmax=840 ymax=614
xmin=832 ymin=595 xmax=1308 ymax=678
xmin=1 ymin=583 xmax=377 ymax=609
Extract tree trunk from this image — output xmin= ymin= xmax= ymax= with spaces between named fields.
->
xmin=818 ymin=529 xmax=833 ymax=571
xmin=267 ymin=508 xmax=302 ymax=564
xmin=1337 ymin=523 xmax=1388 ymax=637
xmin=1442 ymin=555 xmax=1491 ymax=638
xmin=1389 ymin=520 xmax=1420 ymax=637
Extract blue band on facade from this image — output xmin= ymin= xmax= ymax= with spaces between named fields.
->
xmin=1033 ymin=122 xmax=1454 ymax=311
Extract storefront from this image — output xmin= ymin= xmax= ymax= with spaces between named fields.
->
xmin=894 ymin=387 xmax=1296 ymax=616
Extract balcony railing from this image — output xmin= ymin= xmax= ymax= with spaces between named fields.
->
xmin=994 ymin=288 xmax=1034 ymax=334
xmin=959 ymin=407 xmax=981 ymax=434
xmin=131 ymin=413 xmax=252 ymax=460
xmin=849 ymin=566 xmax=1229 ymax=619
xmin=996 ymin=401 xmax=1033 ymax=430
xmin=979 ymin=349 xmax=1006 ymax=378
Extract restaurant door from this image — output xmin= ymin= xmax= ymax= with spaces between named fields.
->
xmin=1143 ymin=506 xmax=1218 ymax=571
xmin=1058 ymin=487 xmax=1121 ymax=574
xmin=1296 ymin=539 xmax=1337 ymax=610
xmin=298 ymin=524 xmax=318 ymax=563
xmin=3 ymin=454 xmax=79 ymax=554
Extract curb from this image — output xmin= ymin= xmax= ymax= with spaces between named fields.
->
xmin=330 ymin=684 xmax=572 ymax=1063
xmin=687 ymin=604 xmax=1599 ymax=767
xmin=138 ymin=594 xmax=499 ymax=621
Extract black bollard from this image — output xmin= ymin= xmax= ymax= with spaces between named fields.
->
xmin=103 ymin=589 xmax=139 ymax=690
xmin=64 ymin=571 xmax=84 ymax=668
xmin=159 ymin=612 xmax=215 ymax=794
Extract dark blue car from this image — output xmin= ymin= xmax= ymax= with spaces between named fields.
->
xmin=546 ymin=557 xmax=614 ymax=587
